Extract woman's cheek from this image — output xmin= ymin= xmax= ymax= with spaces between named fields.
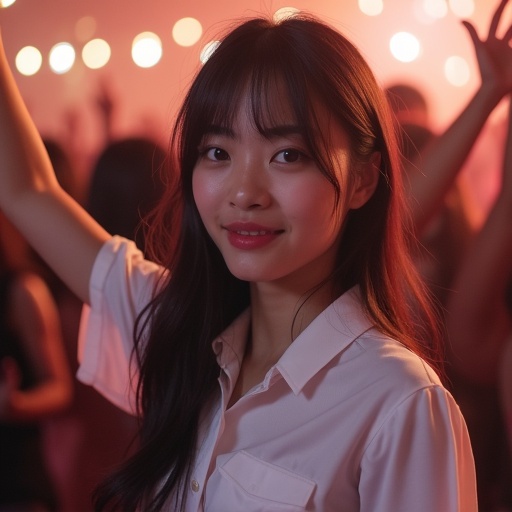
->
xmin=192 ymin=171 xmax=226 ymax=236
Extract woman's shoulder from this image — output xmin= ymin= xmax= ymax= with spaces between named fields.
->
xmin=97 ymin=235 xmax=164 ymax=273
xmin=353 ymin=327 xmax=445 ymax=394
xmin=92 ymin=235 xmax=166 ymax=298
xmin=329 ymin=288 xmax=444 ymax=391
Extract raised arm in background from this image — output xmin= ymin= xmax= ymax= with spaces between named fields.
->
xmin=408 ymin=0 xmax=512 ymax=233
xmin=0 ymin=31 xmax=110 ymax=304
xmin=446 ymin=97 xmax=512 ymax=386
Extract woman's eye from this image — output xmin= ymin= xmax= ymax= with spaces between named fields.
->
xmin=206 ymin=147 xmax=229 ymax=161
xmin=273 ymin=148 xmax=304 ymax=164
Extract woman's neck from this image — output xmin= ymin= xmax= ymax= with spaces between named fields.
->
xmin=227 ymin=281 xmax=336 ymax=408
xmin=248 ymin=280 xmax=336 ymax=361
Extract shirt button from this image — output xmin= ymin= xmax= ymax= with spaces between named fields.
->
xmin=191 ymin=479 xmax=200 ymax=493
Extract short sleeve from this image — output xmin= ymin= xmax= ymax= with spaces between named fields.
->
xmin=359 ymin=385 xmax=477 ymax=512
xmin=77 ymin=236 xmax=164 ymax=415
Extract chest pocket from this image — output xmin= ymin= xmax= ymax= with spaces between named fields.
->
xmin=216 ymin=450 xmax=316 ymax=510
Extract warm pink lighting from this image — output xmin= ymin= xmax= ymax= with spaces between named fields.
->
xmin=1 ymin=0 xmax=500 ymax=150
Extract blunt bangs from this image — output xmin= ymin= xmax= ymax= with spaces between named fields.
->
xmin=177 ymin=17 xmax=346 ymax=197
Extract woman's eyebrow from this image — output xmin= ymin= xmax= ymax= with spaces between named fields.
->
xmin=202 ymin=125 xmax=235 ymax=138
xmin=260 ymin=124 xmax=305 ymax=139
xmin=201 ymin=124 xmax=305 ymax=140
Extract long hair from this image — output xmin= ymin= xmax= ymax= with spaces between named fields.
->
xmin=94 ymin=14 xmax=443 ymax=511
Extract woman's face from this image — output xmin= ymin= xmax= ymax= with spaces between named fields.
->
xmin=192 ymin=94 xmax=377 ymax=293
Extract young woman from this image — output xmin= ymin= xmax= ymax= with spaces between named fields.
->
xmin=0 ymin=11 xmax=477 ymax=512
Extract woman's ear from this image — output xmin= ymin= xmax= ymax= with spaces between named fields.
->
xmin=348 ymin=151 xmax=381 ymax=210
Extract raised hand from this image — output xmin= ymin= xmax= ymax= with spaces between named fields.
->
xmin=462 ymin=0 xmax=512 ymax=100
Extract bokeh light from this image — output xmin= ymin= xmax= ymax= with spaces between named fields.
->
xmin=15 ymin=46 xmax=42 ymax=76
xmin=444 ymin=55 xmax=470 ymax=87
xmin=389 ymin=32 xmax=421 ymax=63
xmin=49 ymin=42 xmax=76 ymax=74
xmin=358 ymin=0 xmax=384 ymax=17
xmin=75 ymin=16 xmax=97 ymax=42
xmin=200 ymin=40 xmax=220 ymax=64
xmin=82 ymin=38 xmax=111 ymax=69
xmin=0 ymin=0 xmax=16 ymax=7
xmin=273 ymin=7 xmax=300 ymax=22
xmin=132 ymin=32 xmax=162 ymax=68
xmin=423 ymin=0 xmax=448 ymax=19
xmin=172 ymin=17 xmax=203 ymax=47
xmin=448 ymin=0 xmax=475 ymax=18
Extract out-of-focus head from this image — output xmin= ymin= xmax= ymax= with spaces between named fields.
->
xmin=399 ymin=122 xmax=436 ymax=164
xmin=385 ymin=83 xmax=430 ymax=127
xmin=87 ymin=137 xmax=166 ymax=252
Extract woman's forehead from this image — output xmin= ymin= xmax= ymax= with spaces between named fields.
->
xmin=240 ymin=85 xmax=299 ymax=128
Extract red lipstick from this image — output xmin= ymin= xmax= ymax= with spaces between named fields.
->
xmin=224 ymin=222 xmax=283 ymax=250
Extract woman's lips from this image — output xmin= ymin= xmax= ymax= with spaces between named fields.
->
xmin=224 ymin=223 xmax=283 ymax=250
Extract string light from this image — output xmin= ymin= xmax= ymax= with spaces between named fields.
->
xmin=15 ymin=46 xmax=42 ymax=76
xmin=273 ymin=7 xmax=300 ymax=23
xmin=8 ymin=3 xmax=478 ymax=91
xmin=389 ymin=32 xmax=421 ymax=63
xmin=172 ymin=17 xmax=202 ymax=47
xmin=82 ymin=38 xmax=111 ymax=69
xmin=200 ymin=40 xmax=220 ymax=64
xmin=448 ymin=0 xmax=475 ymax=18
xmin=358 ymin=0 xmax=383 ymax=17
xmin=49 ymin=42 xmax=76 ymax=74
xmin=132 ymin=32 xmax=162 ymax=68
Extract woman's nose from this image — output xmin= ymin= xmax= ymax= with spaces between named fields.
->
xmin=228 ymin=161 xmax=271 ymax=210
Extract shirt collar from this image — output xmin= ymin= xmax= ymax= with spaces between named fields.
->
xmin=276 ymin=286 xmax=373 ymax=394
xmin=212 ymin=286 xmax=373 ymax=394
xmin=212 ymin=309 xmax=250 ymax=371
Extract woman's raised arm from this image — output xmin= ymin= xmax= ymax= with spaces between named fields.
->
xmin=0 ymin=31 xmax=110 ymax=304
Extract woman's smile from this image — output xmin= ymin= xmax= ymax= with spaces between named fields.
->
xmin=224 ymin=222 xmax=285 ymax=250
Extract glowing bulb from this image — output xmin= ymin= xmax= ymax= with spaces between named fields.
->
xmin=49 ymin=42 xmax=76 ymax=74
xmin=200 ymin=40 xmax=220 ymax=64
xmin=172 ymin=17 xmax=203 ymax=47
xmin=389 ymin=32 xmax=421 ymax=63
xmin=423 ymin=0 xmax=448 ymax=19
xmin=358 ymin=0 xmax=384 ymax=16
xmin=82 ymin=39 xmax=111 ymax=69
xmin=15 ymin=46 xmax=42 ymax=76
xmin=132 ymin=32 xmax=162 ymax=68
xmin=273 ymin=7 xmax=300 ymax=22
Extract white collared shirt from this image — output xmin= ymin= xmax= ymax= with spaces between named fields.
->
xmin=78 ymin=236 xmax=477 ymax=511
